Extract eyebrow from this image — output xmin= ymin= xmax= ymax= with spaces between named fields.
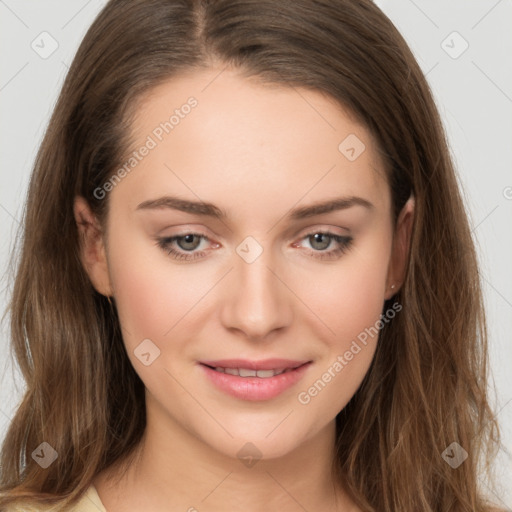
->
xmin=136 ymin=195 xmax=374 ymax=220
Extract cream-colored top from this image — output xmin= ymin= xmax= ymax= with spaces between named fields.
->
xmin=6 ymin=485 xmax=107 ymax=512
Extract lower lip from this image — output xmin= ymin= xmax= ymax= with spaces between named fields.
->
xmin=200 ymin=362 xmax=312 ymax=401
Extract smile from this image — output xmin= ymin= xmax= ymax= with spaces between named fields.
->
xmin=209 ymin=366 xmax=295 ymax=378
xmin=199 ymin=359 xmax=312 ymax=401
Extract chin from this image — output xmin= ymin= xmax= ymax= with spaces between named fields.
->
xmin=196 ymin=417 xmax=320 ymax=464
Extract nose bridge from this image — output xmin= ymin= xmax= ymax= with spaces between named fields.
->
xmin=220 ymin=238 xmax=292 ymax=338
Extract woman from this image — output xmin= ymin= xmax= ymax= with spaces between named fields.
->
xmin=0 ymin=0 xmax=503 ymax=510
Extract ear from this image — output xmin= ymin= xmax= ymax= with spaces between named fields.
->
xmin=384 ymin=196 xmax=415 ymax=300
xmin=74 ymin=196 xmax=113 ymax=297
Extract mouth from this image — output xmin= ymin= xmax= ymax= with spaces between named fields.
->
xmin=205 ymin=366 xmax=296 ymax=378
xmin=198 ymin=359 xmax=312 ymax=401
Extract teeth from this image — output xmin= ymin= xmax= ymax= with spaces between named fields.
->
xmin=256 ymin=369 xmax=275 ymax=378
xmin=239 ymin=368 xmax=257 ymax=377
xmin=212 ymin=367 xmax=289 ymax=378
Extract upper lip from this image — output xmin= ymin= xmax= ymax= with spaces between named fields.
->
xmin=200 ymin=358 xmax=310 ymax=371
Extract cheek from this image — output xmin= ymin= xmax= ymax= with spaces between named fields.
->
xmin=293 ymin=239 xmax=390 ymax=344
xmin=290 ymin=241 xmax=390 ymax=415
xmin=106 ymin=229 xmax=208 ymax=350
xmin=108 ymin=222 xmax=391 ymax=347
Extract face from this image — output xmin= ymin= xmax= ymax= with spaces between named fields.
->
xmin=77 ymin=67 xmax=410 ymax=461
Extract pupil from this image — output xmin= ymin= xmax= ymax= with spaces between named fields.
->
xmin=179 ymin=235 xmax=200 ymax=251
xmin=311 ymin=233 xmax=330 ymax=250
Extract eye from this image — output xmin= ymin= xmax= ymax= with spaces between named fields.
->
xmin=156 ymin=233 xmax=213 ymax=261
xmin=293 ymin=231 xmax=353 ymax=260
xmin=156 ymin=230 xmax=353 ymax=262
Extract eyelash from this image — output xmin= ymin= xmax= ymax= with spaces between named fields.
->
xmin=156 ymin=231 xmax=353 ymax=262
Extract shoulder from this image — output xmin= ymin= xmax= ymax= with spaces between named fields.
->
xmin=2 ymin=485 xmax=106 ymax=512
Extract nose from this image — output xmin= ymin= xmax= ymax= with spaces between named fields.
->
xmin=219 ymin=246 xmax=293 ymax=341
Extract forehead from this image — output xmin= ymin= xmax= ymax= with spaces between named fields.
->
xmin=113 ymin=67 xmax=390 ymax=218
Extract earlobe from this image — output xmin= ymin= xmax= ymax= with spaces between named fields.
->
xmin=385 ymin=196 xmax=415 ymax=300
xmin=74 ymin=196 xmax=113 ymax=297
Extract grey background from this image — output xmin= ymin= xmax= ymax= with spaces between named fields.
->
xmin=0 ymin=0 xmax=511 ymax=507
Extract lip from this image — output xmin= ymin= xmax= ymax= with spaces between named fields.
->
xmin=199 ymin=359 xmax=312 ymax=401
xmin=200 ymin=358 xmax=308 ymax=371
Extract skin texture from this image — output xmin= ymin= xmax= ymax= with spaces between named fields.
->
xmin=75 ymin=67 xmax=414 ymax=512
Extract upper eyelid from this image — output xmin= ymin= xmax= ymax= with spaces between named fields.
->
xmin=162 ymin=229 xmax=349 ymax=251
xmin=161 ymin=223 xmax=349 ymax=240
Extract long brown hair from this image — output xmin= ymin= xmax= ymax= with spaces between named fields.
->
xmin=0 ymin=0 xmax=502 ymax=510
